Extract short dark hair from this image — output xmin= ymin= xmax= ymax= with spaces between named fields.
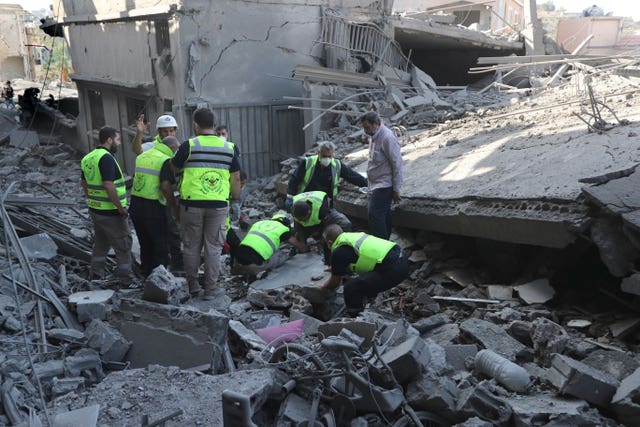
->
xmin=98 ymin=126 xmax=118 ymax=144
xmin=360 ymin=111 xmax=380 ymax=125
xmin=293 ymin=201 xmax=311 ymax=220
xmin=193 ymin=108 xmax=215 ymax=129
xmin=323 ymin=224 xmax=343 ymax=242
xmin=215 ymin=124 xmax=228 ymax=133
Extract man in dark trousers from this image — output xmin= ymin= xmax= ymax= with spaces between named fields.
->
xmin=129 ymin=136 xmax=180 ymax=277
xmin=319 ymin=224 xmax=408 ymax=317
xmin=80 ymin=126 xmax=139 ymax=288
xmin=286 ymin=141 xmax=367 ymax=210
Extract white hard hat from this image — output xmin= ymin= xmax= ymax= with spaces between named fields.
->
xmin=156 ymin=115 xmax=178 ymax=130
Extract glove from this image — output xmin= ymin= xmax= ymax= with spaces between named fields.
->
xmin=284 ymin=194 xmax=293 ymax=212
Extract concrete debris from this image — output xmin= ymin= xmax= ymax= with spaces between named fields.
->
xmin=582 ymin=349 xmax=640 ymax=381
xmin=19 ymin=233 xmax=58 ymax=260
xmin=142 ymin=265 xmax=188 ymax=305
xmin=460 ymin=318 xmax=529 ymax=361
xmin=507 ymin=394 xmax=588 ymax=427
xmin=85 ymin=319 xmax=131 ymax=363
xmin=50 ymin=404 xmax=100 ymax=427
xmin=68 ymin=290 xmax=115 ymax=323
xmin=548 ymin=353 xmax=619 ymax=406
xmin=515 ymin=278 xmax=555 ymax=304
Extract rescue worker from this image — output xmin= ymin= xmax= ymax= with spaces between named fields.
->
xmin=129 ymin=136 xmax=180 ymax=277
xmin=319 ymin=224 xmax=408 ymax=317
xmin=230 ymin=213 xmax=306 ymax=277
xmin=171 ymin=108 xmax=242 ymax=298
xmin=80 ymin=126 xmax=139 ymax=288
xmin=286 ymin=141 xmax=367 ymax=210
xmin=291 ymin=190 xmax=351 ymax=265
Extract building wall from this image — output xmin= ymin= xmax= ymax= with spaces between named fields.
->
xmin=556 ymin=17 xmax=623 ymax=54
xmin=0 ymin=5 xmax=30 ymax=80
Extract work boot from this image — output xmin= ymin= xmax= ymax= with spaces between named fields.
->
xmin=189 ymin=281 xmax=203 ymax=297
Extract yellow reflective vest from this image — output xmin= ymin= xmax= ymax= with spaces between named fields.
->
xmin=179 ymin=135 xmax=235 ymax=202
xmin=299 ymin=155 xmax=342 ymax=198
xmin=240 ymin=219 xmax=290 ymax=261
xmin=81 ymin=148 xmax=126 ymax=210
xmin=131 ymin=143 xmax=173 ymax=205
xmin=292 ymin=191 xmax=326 ymax=227
xmin=331 ymin=232 xmax=396 ymax=274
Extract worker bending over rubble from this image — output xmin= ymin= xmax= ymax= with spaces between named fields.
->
xmin=291 ymin=190 xmax=351 ymax=265
xmin=286 ymin=141 xmax=367 ymax=210
xmin=171 ymin=108 xmax=242 ymax=298
xmin=80 ymin=126 xmax=139 ymax=289
xmin=129 ymin=136 xmax=180 ymax=278
xmin=229 ymin=213 xmax=306 ymax=277
xmin=319 ymin=224 xmax=408 ymax=317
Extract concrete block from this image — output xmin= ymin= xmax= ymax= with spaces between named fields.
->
xmin=64 ymin=349 xmax=104 ymax=381
xmin=445 ymin=344 xmax=478 ymax=372
xmin=424 ymin=322 xmax=460 ymax=345
xmin=85 ymin=319 xmax=131 ymax=363
xmin=583 ymin=350 xmax=640 ymax=381
xmin=515 ymin=279 xmax=555 ymax=304
xmin=452 ymin=417 xmax=493 ymax=427
xmin=460 ymin=318 xmax=528 ymax=361
xmin=19 ymin=233 xmax=58 ymax=260
xmin=506 ymin=394 xmax=588 ymax=427
xmin=456 ymin=382 xmax=512 ymax=427
xmin=289 ymin=310 xmax=324 ymax=336
xmin=612 ymin=367 xmax=640 ymax=403
xmin=317 ymin=320 xmax=376 ymax=347
xmin=407 ymin=374 xmax=459 ymax=421
xmin=51 ymin=376 xmax=85 ymax=396
xmin=530 ymin=317 xmax=569 ymax=358
xmin=412 ymin=314 xmax=448 ymax=333
xmin=32 ymin=360 xmax=64 ymax=381
xmin=9 ymin=130 xmax=39 ymax=148
xmin=506 ymin=321 xmax=533 ymax=346
xmin=228 ymin=320 xmax=267 ymax=352
xmin=613 ymin=397 xmax=640 ymax=427
xmin=380 ymin=336 xmax=430 ymax=384
xmin=609 ymin=317 xmax=640 ymax=338
xmin=111 ymin=298 xmax=229 ymax=370
xmin=142 ymin=265 xmax=187 ymax=305
xmin=68 ymin=290 xmax=115 ymax=323
xmin=47 ymin=328 xmax=86 ymax=344
xmin=548 ymin=353 xmax=619 ymax=406
xmin=486 ymin=285 xmax=514 ymax=300
xmin=51 ymin=404 xmax=100 ymax=427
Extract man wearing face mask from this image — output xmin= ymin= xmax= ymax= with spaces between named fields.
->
xmin=360 ymin=111 xmax=403 ymax=240
xmin=286 ymin=141 xmax=367 ymax=211
xmin=80 ymin=126 xmax=139 ymax=289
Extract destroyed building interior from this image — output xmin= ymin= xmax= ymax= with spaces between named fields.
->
xmin=2 ymin=0 xmax=640 ymax=425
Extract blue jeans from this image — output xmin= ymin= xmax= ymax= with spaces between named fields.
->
xmin=368 ymin=187 xmax=393 ymax=239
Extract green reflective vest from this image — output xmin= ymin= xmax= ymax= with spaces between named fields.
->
xmin=299 ymin=155 xmax=342 ymax=198
xmin=292 ymin=191 xmax=326 ymax=227
xmin=180 ymin=135 xmax=235 ymax=202
xmin=332 ymin=232 xmax=396 ymax=274
xmin=240 ymin=219 xmax=290 ymax=261
xmin=81 ymin=148 xmax=127 ymax=210
xmin=131 ymin=143 xmax=173 ymax=205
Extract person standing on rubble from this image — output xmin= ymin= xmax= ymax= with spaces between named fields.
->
xmin=80 ymin=126 xmax=139 ymax=289
xmin=285 ymin=141 xmax=367 ymax=210
xmin=131 ymin=114 xmax=184 ymax=272
xmin=171 ymin=108 xmax=242 ymax=298
xmin=360 ymin=111 xmax=403 ymax=239
xmin=2 ymin=81 xmax=15 ymax=110
xmin=291 ymin=190 xmax=352 ymax=265
xmin=319 ymin=224 xmax=408 ymax=317
xmin=129 ymin=136 xmax=180 ymax=278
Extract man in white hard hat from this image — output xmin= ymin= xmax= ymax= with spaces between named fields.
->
xmin=132 ymin=114 xmax=179 ymax=155
xmin=131 ymin=113 xmax=184 ymax=272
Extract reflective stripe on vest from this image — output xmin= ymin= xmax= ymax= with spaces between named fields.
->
xmin=240 ymin=219 xmax=290 ymax=261
xmin=331 ymin=232 xmax=396 ymax=274
xmin=292 ymin=190 xmax=326 ymax=227
xmin=131 ymin=143 xmax=172 ymax=204
xmin=81 ymin=148 xmax=126 ymax=210
xmin=180 ymin=136 xmax=235 ymax=202
xmin=299 ymin=155 xmax=342 ymax=198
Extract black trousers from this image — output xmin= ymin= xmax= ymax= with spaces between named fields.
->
xmin=343 ymin=254 xmax=409 ymax=312
xmin=131 ymin=213 xmax=169 ymax=277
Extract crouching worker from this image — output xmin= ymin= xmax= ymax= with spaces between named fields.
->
xmin=230 ymin=214 xmax=306 ymax=277
xmin=319 ymin=224 xmax=409 ymax=317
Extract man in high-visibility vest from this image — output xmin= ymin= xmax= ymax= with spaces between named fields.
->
xmin=80 ymin=126 xmax=139 ymax=288
xmin=129 ymin=136 xmax=180 ymax=277
xmin=291 ymin=190 xmax=351 ymax=265
xmin=318 ymin=224 xmax=408 ymax=317
xmin=229 ymin=213 xmax=305 ymax=277
xmin=285 ymin=141 xmax=367 ymax=210
xmin=171 ymin=108 xmax=242 ymax=298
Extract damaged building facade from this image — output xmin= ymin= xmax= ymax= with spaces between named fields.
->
xmin=0 ymin=4 xmax=32 ymax=80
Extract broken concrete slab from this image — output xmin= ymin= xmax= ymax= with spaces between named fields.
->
xmin=444 ymin=344 xmax=477 ymax=372
xmin=406 ymin=373 xmax=459 ymax=422
xmin=413 ymin=314 xmax=449 ymax=334
xmin=583 ymin=350 xmax=640 ymax=382
xmin=9 ymin=129 xmax=39 ymax=149
xmin=110 ymin=298 xmax=229 ymax=370
xmin=609 ymin=318 xmax=640 ymax=339
xmin=486 ymin=285 xmax=514 ymax=300
xmin=514 ymin=278 xmax=555 ymax=304
xmin=52 ymin=376 xmax=85 ymax=397
xmin=548 ymin=353 xmax=619 ymax=406
xmin=380 ymin=336 xmax=430 ymax=384
xmin=19 ymin=233 xmax=58 ymax=260
xmin=50 ymin=366 xmax=276 ymax=426
xmin=250 ymin=252 xmax=328 ymax=290
xmin=611 ymin=367 xmax=640 ymax=425
xmin=460 ymin=318 xmax=528 ymax=361
xmin=68 ymin=290 xmax=115 ymax=323
xmin=317 ymin=320 xmax=376 ymax=347
xmin=228 ymin=320 xmax=267 ymax=352
xmin=612 ymin=367 xmax=640 ymax=403
xmin=142 ymin=265 xmax=187 ymax=305
xmin=456 ymin=382 xmax=512 ymax=427
xmin=289 ymin=310 xmax=324 ymax=336
xmin=424 ymin=322 xmax=460 ymax=345
xmin=51 ymin=404 xmax=100 ymax=427
xmin=506 ymin=394 xmax=588 ymax=427
xmin=85 ymin=319 xmax=131 ymax=363
xmin=64 ymin=348 xmax=104 ymax=382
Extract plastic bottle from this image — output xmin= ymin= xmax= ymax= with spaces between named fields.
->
xmin=474 ymin=349 xmax=531 ymax=392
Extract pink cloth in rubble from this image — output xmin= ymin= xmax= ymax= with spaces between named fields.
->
xmin=254 ymin=318 xmax=304 ymax=346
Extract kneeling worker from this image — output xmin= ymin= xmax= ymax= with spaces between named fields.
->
xmin=231 ymin=213 xmax=306 ymax=276
xmin=319 ymin=224 xmax=408 ymax=316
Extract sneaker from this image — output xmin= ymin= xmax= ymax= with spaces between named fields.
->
xmin=189 ymin=281 xmax=203 ymax=297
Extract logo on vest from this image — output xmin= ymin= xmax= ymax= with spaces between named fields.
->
xmin=83 ymin=161 xmax=96 ymax=181
xmin=200 ymin=170 xmax=224 ymax=195
xmin=133 ymin=174 xmax=146 ymax=192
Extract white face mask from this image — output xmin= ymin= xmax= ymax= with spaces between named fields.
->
xmin=319 ymin=157 xmax=332 ymax=167
xmin=218 ymin=135 xmax=227 ymax=141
